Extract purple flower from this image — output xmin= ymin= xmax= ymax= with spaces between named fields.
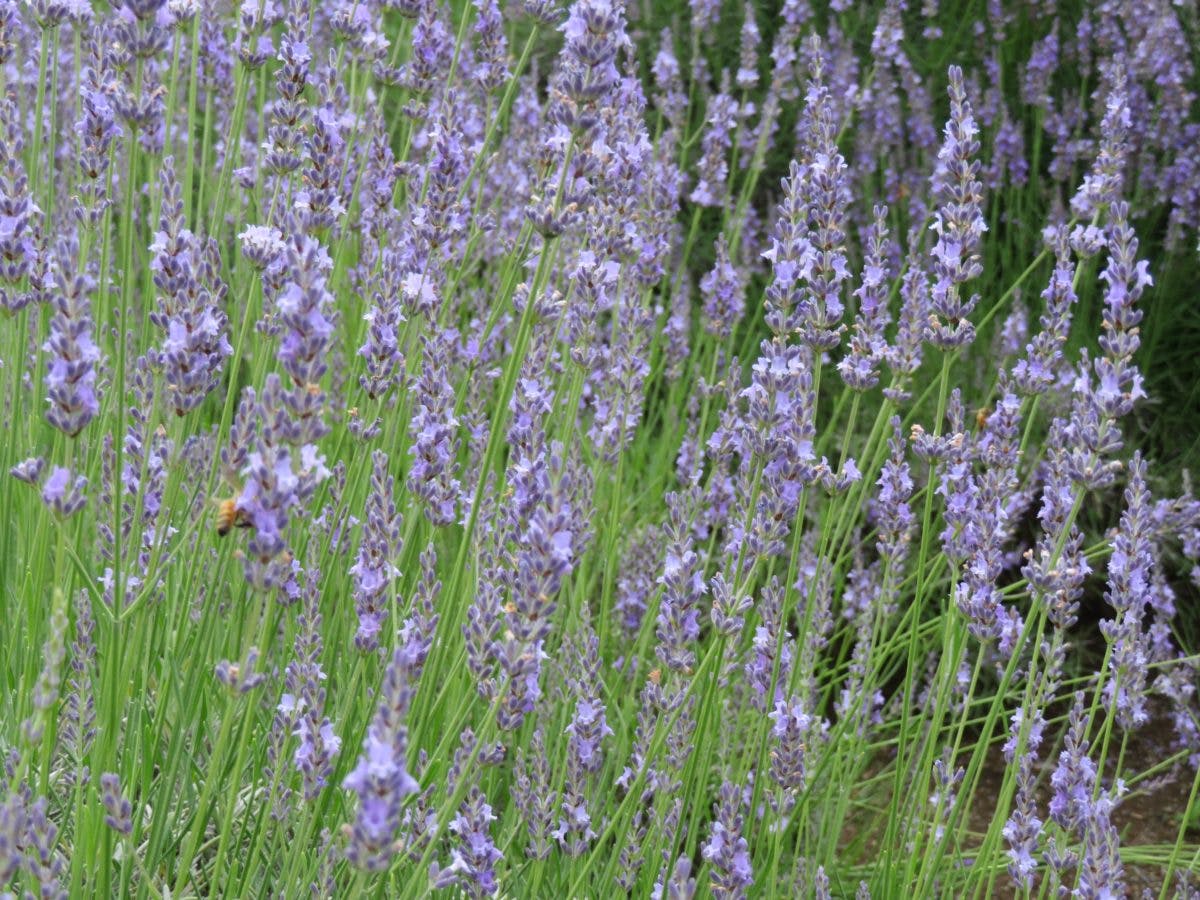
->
xmin=350 ymin=451 xmax=402 ymax=652
xmin=709 ymin=572 xmax=751 ymax=638
xmin=946 ymin=389 xmax=1024 ymax=646
xmin=702 ymin=781 xmax=753 ymax=899
xmin=689 ymin=0 xmax=720 ymax=37
xmin=1100 ymin=454 xmax=1154 ymax=729
xmin=874 ymin=417 xmax=914 ymax=561
xmin=41 ymin=466 xmax=88 ymax=518
xmin=1023 ymin=440 xmax=1091 ymax=628
xmin=839 ymin=205 xmax=892 ymax=391
xmin=927 ymin=754 xmax=964 ymax=842
xmin=10 ymin=457 xmax=45 ymax=485
xmin=926 ymin=66 xmax=986 ymax=350
xmin=1048 ymin=695 xmax=1127 ymax=896
xmin=1014 ymin=228 xmax=1077 ymax=395
xmin=99 ymin=774 xmax=133 ymax=836
xmin=700 ymin=235 xmax=745 ymax=341
xmin=407 ymin=329 xmax=461 ymax=526
xmin=814 ymin=866 xmax=831 ymax=899
xmin=264 ymin=5 xmax=310 ymax=176
xmin=43 ymin=238 xmax=100 ymax=437
xmin=560 ymin=0 xmax=628 ymax=93
xmin=656 ymin=491 xmax=706 ymax=673
xmin=586 ymin=274 xmax=653 ymax=463
xmin=736 ymin=4 xmax=761 ymax=89
xmin=1093 ymin=202 xmax=1150 ymax=421
xmin=497 ymin=444 xmax=579 ymax=729
xmin=690 ymin=89 xmax=738 ymax=208
xmin=884 ymin=252 xmax=929 ymax=399
xmin=432 ymin=791 xmax=502 ymax=897
xmin=1071 ymin=64 xmax=1130 ymax=219
xmin=1022 ymin=26 xmax=1058 ymax=110
xmin=61 ymin=591 xmax=98 ymax=766
xmin=654 ymin=856 xmax=697 ymax=900
xmin=10 ymin=796 xmax=65 ymax=897
xmin=512 ymin=729 xmax=556 ymax=861
xmin=1002 ymin=754 xmax=1042 ymax=890
xmin=148 ymin=157 xmax=232 ymax=416
xmin=274 ymin=228 xmax=335 ymax=440
xmin=464 ymin=550 xmax=505 ymax=701
xmin=343 ymin=646 xmax=420 ymax=872
xmin=27 ymin=0 xmax=92 ymax=27
xmin=769 ymin=694 xmax=814 ymax=792
xmin=214 ymin=647 xmax=266 ymax=695
xmin=652 ymin=29 xmax=686 ymax=128
xmin=1048 ymin=694 xmax=1097 ymax=831
xmin=286 ymin=563 xmax=340 ymax=800
xmin=20 ymin=594 xmax=68 ymax=754
xmin=397 ymin=543 xmax=440 ymax=680
xmin=295 ymin=105 xmax=348 ymax=230
xmin=554 ymin=631 xmax=611 ymax=856
xmin=0 ymin=98 xmax=39 ymax=311
xmin=743 ymin=579 xmax=793 ymax=711
xmin=471 ymin=0 xmax=508 ymax=93
xmin=613 ymin=525 xmax=661 ymax=639
xmin=795 ymin=50 xmax=851 ymax=351
xmin=234 ymin=376 xmax=329 ymax=590
xmin=432 ymin=731 xmax=503 ymax=897
xmin=239 ymin=225 xmax=286 ymax=269
xmin=405 ymin=3 xmax=453 ymax=95
xmin=761 ymin=162 xmax=810 ymax=337
xmin=724 ymin=339 xmax=823 ymax=562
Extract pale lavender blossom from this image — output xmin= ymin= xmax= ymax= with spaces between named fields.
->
xmin=10 ymin=457 xmax=45 ymax=485
xmin=702 ymin=781 xmax=753 ymax=899
xmin=1071 ymin=65 xmax=1130 ymax=219
xmin=431 ymin=730 xmax=503 ymax=897
xmin=286 ymin=562 xmax=340 ymax=800
xmin=1100 ymin=454 xmax=1154 ymax=729
xmin=1003 ymin=752 xmax=1042 ymax=889
xmin=44 ymin=238 xmax=100 ymax=437
xmin=691 ymin=88 xmax=738 ymax=208
xmin=1014 ymin=228 xmax=1077 ymax=395
xmin=148 ymin=157 xmax=232 ymax=416
xmin=839 ymin=205 xmax=892 ymax=390
xmin=350 ymin=451 xmax=402 ymax=651
xmin=736 ymin=4 xmax=760 ymax=89
xmin=99 ymin=774 xmax=133 ymax=836
xmin=343 ymin=646 xmax=420 ymax=871
xmin=700 ymin=235 xmax=744 ymax=341
xmin=0 ymin=98 xmax=39 ymax=311
xmin=927 ymin=66 xmax=986 ymax=350
xmin=41 ymin=466 xmax=88 ymax=518
xmin=554 ymin=632 xmax=611 ymax=856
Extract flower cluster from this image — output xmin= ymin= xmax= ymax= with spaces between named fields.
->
xmin=1 ymin=2 xmax=1199 ymax=899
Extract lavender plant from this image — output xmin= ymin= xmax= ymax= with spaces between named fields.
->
xmin=1 ymin=0 xmax=1199 ymax=897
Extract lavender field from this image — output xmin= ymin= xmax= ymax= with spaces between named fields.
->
xmin=2 ymin=0 xmax=1200 ymax=896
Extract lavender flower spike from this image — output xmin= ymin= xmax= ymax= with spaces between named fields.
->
xmin=702 ymin=781 xmax=753 ymax=899
xmin=41 ymin=466 xmax=88 ymax=518
xmin=343 ymin=646 xmax=419 ymax=871
xmin=927 ymin=65 xmax=986 ymax=350
xmin=287 ymin=562 xmax=341 ymax=800
xmin=149 ymin=157 xmax=232 ymax=416
xmin=99 ymin=774 xmax=133 ymax=836
xmin=44 ymin=237 xmax=100 ymax=437
xmin=350 ymin=450 xmax=402 ymax=652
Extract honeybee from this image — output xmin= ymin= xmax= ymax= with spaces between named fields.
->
xmin=975 ymin=406 xmax=992 ymax=430
xmin=215 ymin=496 xmax=253 ymax=536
